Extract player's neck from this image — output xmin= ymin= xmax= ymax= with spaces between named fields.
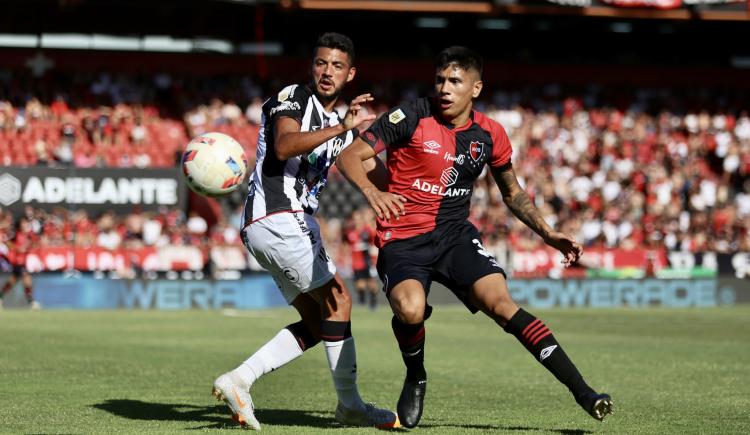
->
xmin=314 ymin=90 xmax=339 ymax=113
xmin=441 ymin=110 xmax=472 ymax=129
xmin=320 ymin=98 xmax=337 ymax=113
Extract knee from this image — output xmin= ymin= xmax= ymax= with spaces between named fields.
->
xmin=391 ymin=296 xmax=425 ymax=324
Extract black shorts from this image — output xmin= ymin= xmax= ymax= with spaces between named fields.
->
xmin=12 ymin=264 xmax=26 ymax=277
xmin=353 ymin=268 xmax=374 ymax=281
xmin=376 ymin=220 xmax=506 ymax=313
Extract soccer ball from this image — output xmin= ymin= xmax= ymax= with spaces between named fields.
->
xmin=181 ymin=132 xmax=248 ymax=197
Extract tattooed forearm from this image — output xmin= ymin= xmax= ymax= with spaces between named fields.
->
xmin=492 ymin=167 xmax=553 ymax=240
xmin=506 ymin=189 xmax=552 ymax=239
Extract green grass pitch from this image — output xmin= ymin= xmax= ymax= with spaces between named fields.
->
xmin=1 ymin=306 xmax=749 ymax=434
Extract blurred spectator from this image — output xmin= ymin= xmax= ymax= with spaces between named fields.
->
xmin=1 ymin=70 xmax=748 ymax=255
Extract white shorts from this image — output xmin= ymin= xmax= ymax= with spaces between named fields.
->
xmin=242 ymin=211 xmax=336 ymax=304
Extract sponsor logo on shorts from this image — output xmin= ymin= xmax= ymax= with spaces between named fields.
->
xmin=318 ymin=246 xmax=330 ymax=262
xmin=282 ymin=267 xmax=300 ymax=283
xmin=292 ymin=213 xmax=316 ymax=245
xmin=473 ymin=238 xmax=501 ymax=267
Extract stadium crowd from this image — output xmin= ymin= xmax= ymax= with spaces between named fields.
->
xmin=1 ymin=72 xmax=749 ymax=272
xmin=0 ymin=205 xmax=243 ymax=256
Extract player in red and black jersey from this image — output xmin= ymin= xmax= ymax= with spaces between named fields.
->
xmin=344 ymin=209 xmax=378 ymax=309
xmin=0 ymin=218 xmax=40 ymax=310
xmin=338 ymin=46 xmax=612 ymax=427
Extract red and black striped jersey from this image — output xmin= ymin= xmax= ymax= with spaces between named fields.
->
xmin=362 ymin=98 xmax=512 ymax=247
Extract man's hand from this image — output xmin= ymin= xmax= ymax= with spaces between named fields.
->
xmin=362 ymin=186 xmax=407 ymax=221
xmin=544 ymin=231 xmax=583 ymax=267
xmin=342 ymin=93 xmax=376 ymax=131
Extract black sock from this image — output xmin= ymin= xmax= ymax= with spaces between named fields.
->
xmin=285 ymin=321 xmax=320 ymax=351
xmin=320 ymin=320 xmax=352 ymax=342
xmin=391 ymin=316 xmax=426 ymax=382
xmin=504 ymin=308 xmax=594 ymax=399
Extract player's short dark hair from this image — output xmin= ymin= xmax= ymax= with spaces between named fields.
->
xmin=436 ymin=46 xmax=483 ymax=76
xmin=314 ymin=32 xmax=355 ymax=65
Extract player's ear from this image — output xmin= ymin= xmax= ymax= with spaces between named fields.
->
xmin=346 ymin=66 xmax=356 ymax=83
xmin=472 ymin=79 xmax=483 ymax=99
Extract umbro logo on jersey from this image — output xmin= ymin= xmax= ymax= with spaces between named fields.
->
xmin=423 ymin=140 xmax=441 ymax=155
xmin=540 ymin=345 xmax=557 ymax=361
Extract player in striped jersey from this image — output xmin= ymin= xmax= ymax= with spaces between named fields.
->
xmin=211 ymin=33 xmax=399 ymax=430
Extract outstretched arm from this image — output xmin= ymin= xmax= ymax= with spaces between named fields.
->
xmin=491 ymin=166 xmax=582 ymax=266
xmin=274 ymin=94 xmax=374 ymax=160
xmin=337 ymin=138 xmax=406 ymax=220
xmin=362 ymin=154 xmax=389 ymax=192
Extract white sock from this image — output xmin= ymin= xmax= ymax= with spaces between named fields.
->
xmin=324 ymin=337 xmax=365 ymax=409
xmin=230 ymin=328 xmax=304 ymax=390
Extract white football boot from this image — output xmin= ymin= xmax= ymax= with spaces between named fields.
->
xmin=212 ymin=374 xmax=261 ymax=430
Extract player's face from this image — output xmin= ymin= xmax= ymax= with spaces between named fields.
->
xmin=434 ymin=64 xmax=482 ymax=124
xmin=311 ymin=47 xmax=355 ymax=103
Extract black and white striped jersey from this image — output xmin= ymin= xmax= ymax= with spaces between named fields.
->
xmin=243 ymin=84 xmax=357 ymax=224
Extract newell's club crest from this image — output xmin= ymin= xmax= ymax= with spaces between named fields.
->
xmin=469 ymin=141 xmax=484 ymax=163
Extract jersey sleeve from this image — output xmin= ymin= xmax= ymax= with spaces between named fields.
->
xmin=489 ymin=121 xmax=513 ymax=170
xmin=267 ymin=84 xmax=309 ymax=124
xmin=362 ymin=101 xmax=421 ymax=149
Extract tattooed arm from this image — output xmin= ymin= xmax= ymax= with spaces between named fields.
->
xmin=491 ymin=166 xmax=582 ymax=266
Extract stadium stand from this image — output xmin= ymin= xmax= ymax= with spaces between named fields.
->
xmin=2 ymin=71 xmax=749 ymax=276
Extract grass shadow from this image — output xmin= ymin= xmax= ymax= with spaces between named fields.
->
xmin=92 ymin=399 xmax=336 ymax=429
xmin=92 ymin=399 xmax=590 ymax=432
xmin=92 ymin=399 xmax=225 ymax=423
xmin=421 ymin=422 xmax=592 ymax=434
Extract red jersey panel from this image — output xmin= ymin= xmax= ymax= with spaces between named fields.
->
xmin=345 ymin=226 xmax=375 ymax=271
xmin=363 ymin=98 xmax=512 ymax=247
xmin=8 ymin=230 xmax=37 ymax=266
